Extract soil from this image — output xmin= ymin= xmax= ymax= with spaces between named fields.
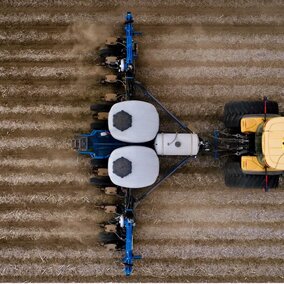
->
xmin=0 ymin=0 xmax=283 ymax=282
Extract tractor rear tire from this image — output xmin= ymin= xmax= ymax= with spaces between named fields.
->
xmin=90 ymin=176 xmax=113 ymax=187
xmin=224 ymin=161 xmax=279 ymax=189
xmin=91 ymin=158 xmax=108 ymax=169
xmin=90 ymin=121 xmax=108 ymax=131
xmin=223 ymin=101 xmax=279 ymax=130
xmin=90 ymin=104 xmax=111 ymax=112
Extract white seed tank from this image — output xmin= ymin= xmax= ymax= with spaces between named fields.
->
xmin=108 ymin=100 xmax=159 ymax=143
xmin=108 ymin=146 xmax=159 ymax=188
xmin=154 ymin=133 xmax=200 ymax=156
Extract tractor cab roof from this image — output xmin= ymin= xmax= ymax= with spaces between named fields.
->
xmin=108 ymin=101 xmax=159 ymax=143
xmin=262 ymin=117 xmax=284 ymax=170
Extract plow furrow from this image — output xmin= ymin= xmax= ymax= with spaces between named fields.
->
xmin=0 ymin=120 xmax=87 ymax=131
xmin=7 ymin=48 xmax=284 ymax=65
xmin=0 ymin=191 xmax=102 ymax=205
xmin=137 ymin=224 xmax=284 ymax=241
xmin=2 ymin=27 xmax=284 ymax=50
xmin=139 ymin=243 xmax=284 ymax=260
xmin=0 ymin=243 xmax=283 ymax=263
xmin=0 ymin=209 xmax=105 ymax=223
xmin=0 ymin=173 xmax=88 ymax=186
xmin=142 ymin=48 xmax=284 ymax=63
xmin=0 ymin=104 xmax=89 ymax=115
xmin=140 ymin=66 xmax=284 ymax=80
xmin=2 ymin=0 xmax=284 ymax=8
xmin=137 ymin=207 xmax=284 ymax=223
xmin=0 ymin=261 xmax=282 ymax=278
xmin=0 ymin=205 xmax=282 ymax=224
xmin=0 ymin=49 xmax=79 ymax=63
xmin=142 ymin=32 xmax=284 ymax=48
xmin=0 ymin=137 xmax=70 ymax=150
xmin=0 ymin=158 xmax=88 ymax=169
xmin=1 ymin=13 xmax=284 ymax=27
xmin=143 ymin=189 xmax=284 ymax=206
xmin=0 ymin=187 xmax=282 ymax=207
xmin=149 ymin=85 xmax=284 ymax=101
xmin=0 ymin=66 xmax=103 ymax=80
xmin=0 ymin=29 xmax=73 ymax=45
xmin=0 ymin=84 xmax=110 ymax=100
xmin=0 ymin=227 xmax=99 ymax=241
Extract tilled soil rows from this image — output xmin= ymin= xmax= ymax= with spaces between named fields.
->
xmin=0 ymin=0 xmax=283 ymax=282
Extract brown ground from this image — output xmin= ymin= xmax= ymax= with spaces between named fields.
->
xmin=0 ymin=0 xmax=283 ymax=282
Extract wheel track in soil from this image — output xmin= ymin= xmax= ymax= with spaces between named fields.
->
xmin=0 ymin=1 xmax=283 ymax=281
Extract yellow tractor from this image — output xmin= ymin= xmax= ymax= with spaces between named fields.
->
xmin=222 ymin=98 xmax=283 ymax=190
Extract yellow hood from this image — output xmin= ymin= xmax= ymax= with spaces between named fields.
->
xmin=262 ymin=117 xmax=284 ymax=170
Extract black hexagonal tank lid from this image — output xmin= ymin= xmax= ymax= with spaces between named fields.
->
xmin=113 ymin=157 xmax=132 ymax=178
xmin=113 ymin=110 xmax=132 ymax=131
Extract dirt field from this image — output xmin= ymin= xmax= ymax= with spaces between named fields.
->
xmin=0 ymin=0 xmax=283 ymax=282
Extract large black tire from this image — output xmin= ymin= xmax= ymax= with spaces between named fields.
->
xmin=98 ymin=232 xmax=125 ymax=249
xmin=91 ymin=158 xmax=108 ymax=169
xmin=98 ymin=47 xmax=122 ymax=58
xmin=98 ymin=232 xmax=119 ymax=243
xmin=223 ymin=101 xmax=279 ymax=130
xmin=224 ymin=161 xmax=279 ymax=189
xmin=90 ymin=176 xmax=113 ymax=187
xmin=90 ymin=104 xmax=111 ymax=112
xmin=98 ymin=48 xmax=113 ymax=58
xmin=90 ymin=121 xmax=108 ymax=131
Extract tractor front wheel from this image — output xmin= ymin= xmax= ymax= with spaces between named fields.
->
xmin=224 ymin=161 xmax=279 ymax=189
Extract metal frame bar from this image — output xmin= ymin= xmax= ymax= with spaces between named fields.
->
xmin=124 ymin=12 xmax=134 ymax=69
xmin=76 ymin=12 xmax=199 ymax=277
xmin=135 ymin=81 xmax=193 ymax=133
xmin=134 ymin=155 xmax=193 ymax=205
